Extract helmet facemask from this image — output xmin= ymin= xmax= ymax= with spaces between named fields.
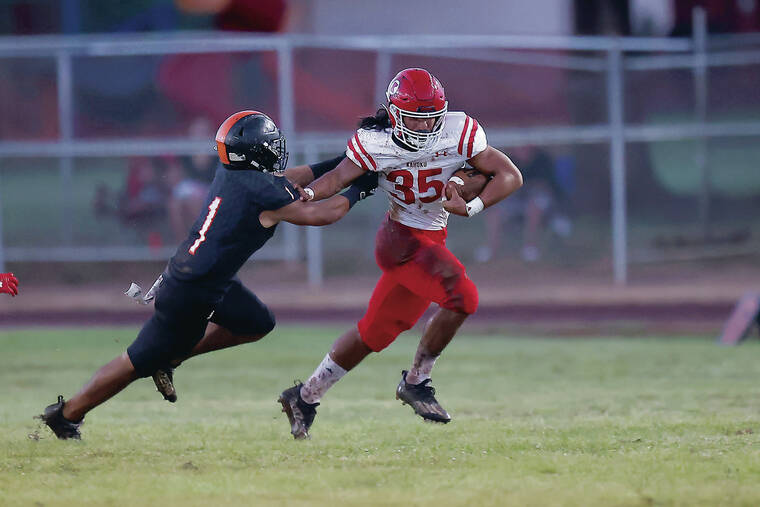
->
xmin=387 ymin=102 xmax=448 ymax=151
xmin=255 ymin=134 xmax=288 ymax=173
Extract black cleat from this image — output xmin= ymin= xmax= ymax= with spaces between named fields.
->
xmin=396 ymin=370 xmax=451 ymax=423
xmin=278 ymin=382 xmax=319 ymax=440
xmin=153 ymin=366 xmax=177 ymax=403
xmin=39 ymin=395 xmax=82 ymax=440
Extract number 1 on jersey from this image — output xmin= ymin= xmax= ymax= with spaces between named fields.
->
xmin=189 ymin=197 xmax=222 ymax=255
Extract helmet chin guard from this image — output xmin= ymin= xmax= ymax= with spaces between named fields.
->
xmin=387 ymin=102 xmax=447 ymax=150
xmin=385 ymin=68 xmax=448 ymax=151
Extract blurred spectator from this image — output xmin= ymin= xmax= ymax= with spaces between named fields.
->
xmin=161 ymin=0 xmax=287 ymax=124
xmin=92 ymin=120 xmax=216 ymax=246
xmin=0 ymin=59 xmax=58 ymax=140
xmin=574 ymin=0 xmax=631 ymax=35
xmin=94 ymin=157 xmax=171 ymax=243
xmin=73 ymin=1 xmax=184 ymax=137
xmin=2 ymin=1 xmax=60 ymax=34
xmin=165 ymin=117 xmax=218 ymax=241
xmin=213 ymin=0 xmax=286 ymax=31
xmin=475 ymin=146 xmax=574 ymax=263
xmin=671 ymin=0 xmax=760 ymax=35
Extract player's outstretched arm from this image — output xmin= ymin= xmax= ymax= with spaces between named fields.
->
xmin=260 ymin=196 xmax=350 ymax=228
xmin=282 ymin=164 xmax=316 ymax=188
xmin=444 ymin=146 xmax=523 ymax=216
xmin=283 ymin=155 xmax=346 ymax=188
xmin=261 ymin=172 xmax=378 ymax=228
xmin=297 ymin=157 xmax=367 ymax=202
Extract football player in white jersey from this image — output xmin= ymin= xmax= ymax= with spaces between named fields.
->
xmin=279 ymin=68 xmax=523 ymax=439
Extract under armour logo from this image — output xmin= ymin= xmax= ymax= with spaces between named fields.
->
xmin=434 ymin=150 xmax=449 ymax=158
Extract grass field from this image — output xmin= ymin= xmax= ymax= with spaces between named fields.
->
xmin=2 ymin=326 xmax=760 ymax=506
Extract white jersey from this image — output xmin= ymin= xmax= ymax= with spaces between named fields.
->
xmin=345 ymin=111 xmax=487 ymax=230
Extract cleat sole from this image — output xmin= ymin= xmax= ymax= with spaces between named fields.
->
xmin=278 ymin=396 xmax=309 ymax=440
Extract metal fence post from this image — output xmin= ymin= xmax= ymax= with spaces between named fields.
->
xmin=277 ymin=39 xmax=300 ymax=262
xmin=0 ymin=170 xmax=5 ymax=272
xmin=374 ymin=51 xmax=393 ymax=105
xmin=304 ymin=144 xmax=325 ymax=287
xmin=606 ymin=45 xmax=627 ymax=285
xmin=693 ymin=7 xmax=710 ymax=237
xmin=303 ymin=144 xmax=323 ymax=286
xmin=305 ymin=224 xmax=323 ymax=287
xmin=56 ymin=50 xmax=74 ymax=245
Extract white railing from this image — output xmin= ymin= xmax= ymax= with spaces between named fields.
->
xmin=1 ymin=8 xmax=759 ymax=285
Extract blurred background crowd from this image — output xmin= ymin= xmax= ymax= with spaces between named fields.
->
xmin=0 ymin=0 xmax=759 ymax=293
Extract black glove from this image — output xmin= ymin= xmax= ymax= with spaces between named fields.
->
xmin=341 ymin=172 xmax=379 ymax=208
xmin=349 ymin=171 xmax=379 ymax=199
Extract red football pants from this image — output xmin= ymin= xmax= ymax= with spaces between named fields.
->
xmin=357 ymin=216 xmax=479 ymax=352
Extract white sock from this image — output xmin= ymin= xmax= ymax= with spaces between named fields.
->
xmin=405 ymin=352 xmax=439 ymax=385
xmin=299 ymin=354 xmax=347 ymax=404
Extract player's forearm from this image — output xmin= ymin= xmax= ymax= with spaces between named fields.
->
xmin=308 ymin=170 xmax=351 ymax=201
xmin=478 ymin=164 xmax=522 ymax=208
xmin=471 ymin=149 xmax=523 ymax=208
xmin=283 ymin=164 xmax=315 ymax=187
xmin=305 ymin=158 xmax=366 ymax=201
xmin=285 ymin=155 xmax=346 ymax=188
xmin=295 ymin=196 xmax=350 ymax=226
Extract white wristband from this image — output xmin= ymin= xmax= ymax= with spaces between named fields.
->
xmin=465 ymin=196 xmax=484 ymax=217
xmin=303 ymin=187 xmax=315 ymax=201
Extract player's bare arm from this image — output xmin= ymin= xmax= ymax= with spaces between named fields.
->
xmin=444 ymin=146 xmax=523 ymax=217
xmin=259 ymin=196 xmax=350 ymax=228
xmin=262 ymin=170 xmax=378 ymax=227
xmin=283 ymin=164 xmax=317 ymax=187
xmin=297 ymin=157 xmax=367 ymax=202
xmin=285 ymin=155 xmax=347 ymax=188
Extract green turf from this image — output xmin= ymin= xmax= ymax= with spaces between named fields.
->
xmin=2 ymin=327 xmax=760 ymax=506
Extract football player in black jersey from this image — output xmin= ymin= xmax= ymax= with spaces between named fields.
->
xmin=39 ymin=111 xmax=377 ymax=440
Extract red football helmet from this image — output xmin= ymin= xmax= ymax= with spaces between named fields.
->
xmin=385 ymin=68 xmax=448 ymax=150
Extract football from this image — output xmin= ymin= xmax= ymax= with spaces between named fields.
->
xmin=446 ymin=167 xmax=490 ymax=202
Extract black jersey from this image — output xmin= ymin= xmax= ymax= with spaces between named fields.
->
xmin=167 ymin=165 xmax=298 ymax=299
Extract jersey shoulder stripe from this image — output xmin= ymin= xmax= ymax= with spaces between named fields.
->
xmin=466 ymin=118 xmax=480 ymax=158
xmin=348 ymin=132 xmax=379 ymax=171
xmin=457 ymin=115 xmax=471 ymax=156
xmin=353 ymin=133 xmax=377 ymax=170
xmin=449 ymin=112 xmax=486 ymax=160
xmin=347 ymin=135 xmax=369 ymax=171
